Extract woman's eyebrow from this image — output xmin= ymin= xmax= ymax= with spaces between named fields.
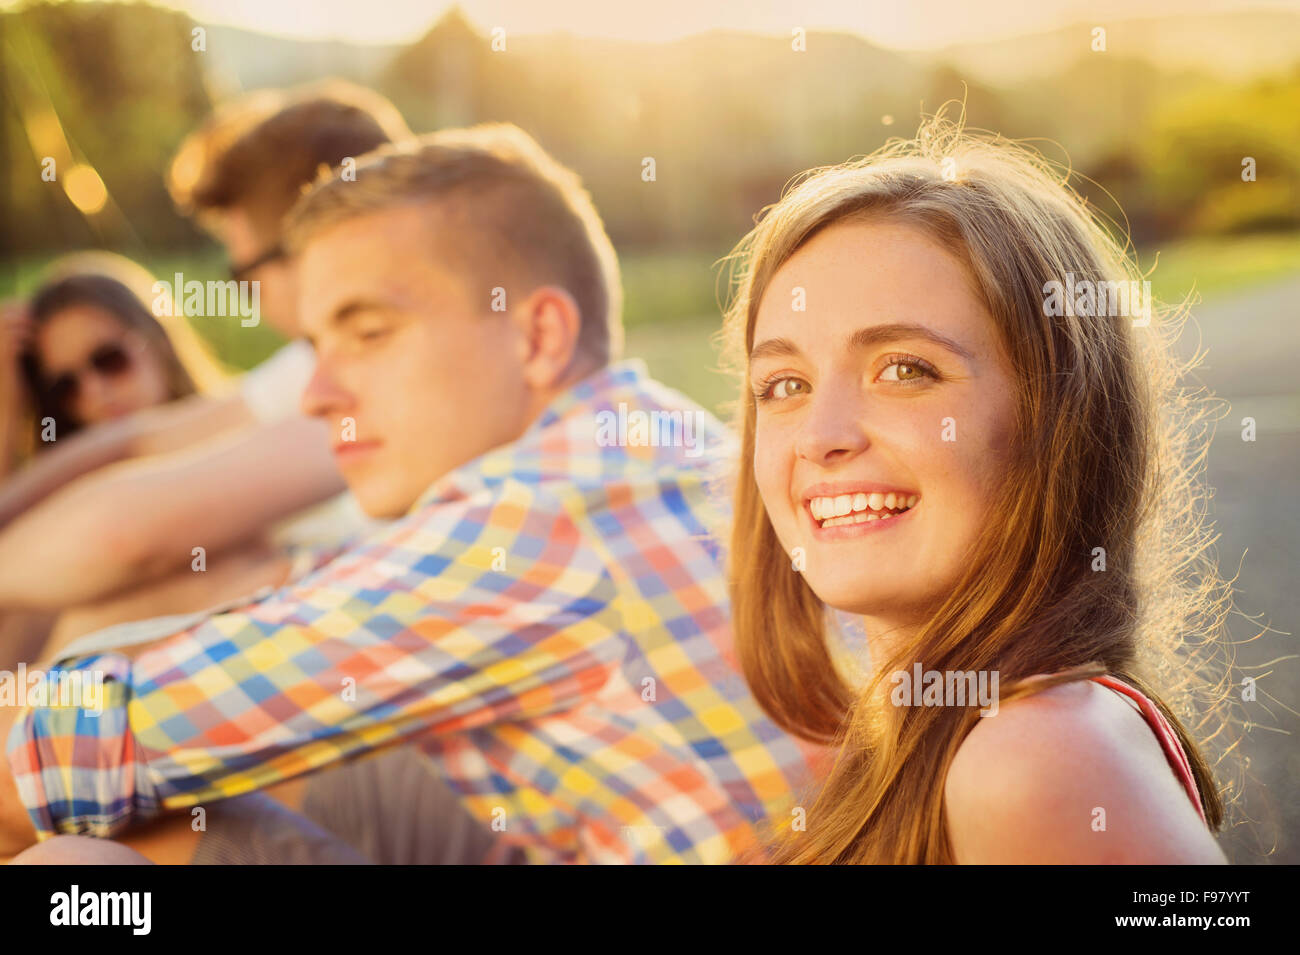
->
xmin=749 ymin=336 xmax=803 ymax=364
xmin=749 ymin=322 xmax=974 ymax=365
xmin=847 ymin=322 xmax=974 ymax=360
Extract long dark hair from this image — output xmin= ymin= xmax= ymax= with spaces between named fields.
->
xmin=21 ymin=259 xmax=198 ymax=445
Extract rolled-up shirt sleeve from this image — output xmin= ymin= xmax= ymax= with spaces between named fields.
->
xmin=5 ymin=482 xmax=622 ymax=839
xmin=6 ymin=654 xmax=162 ymax=837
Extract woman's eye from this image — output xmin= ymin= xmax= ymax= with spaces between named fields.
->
xmin=755 ymin=376 xmax=809 ymax=401
xmin=877 ymin=358 xmax=936 ymax=383
xmin=357 ymin=327 xmax=390 ymax=342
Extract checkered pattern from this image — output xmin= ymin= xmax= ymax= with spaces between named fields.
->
xmin=6 ymin=359 xmax=821 ymax=863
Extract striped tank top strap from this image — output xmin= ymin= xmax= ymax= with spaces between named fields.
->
xmin=1091 ymin=675 xmax=1207 ymax=826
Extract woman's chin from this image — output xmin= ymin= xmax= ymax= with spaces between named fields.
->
xmin=806 ymin=580 xmax=897 ymax=617
xmin=805 ymin=577 xmax=937 ymax=622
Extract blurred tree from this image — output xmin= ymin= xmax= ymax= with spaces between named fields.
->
xmin=0 ymin=1 xmax=211 ymax=257
xmin=380 ymin=6 xmax=491 ymax=131
xmin=1139 ymin=73 xmax=1300 ymax=235
xmin=1 ymin=0 xmax=1296 ymax=270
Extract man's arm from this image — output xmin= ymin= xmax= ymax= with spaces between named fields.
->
xmin=0 ymin=414 xmax=345 ymax=610
xmin=0 ymin=485 xmax=620 ymax=850
xmin=0 ymin=389 xmax=255 ymax=527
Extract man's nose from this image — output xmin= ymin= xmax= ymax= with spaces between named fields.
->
xmin=299 ymin=356 xmax=352 ymax=420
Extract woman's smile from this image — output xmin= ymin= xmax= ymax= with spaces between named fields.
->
xmin=803 ymin=482 xmax=920 ymax=539
xmin=808 ymin=497 xmax=919 ymax=540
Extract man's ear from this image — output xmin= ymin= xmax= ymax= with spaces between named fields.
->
xmin=514 ymin=285 xmax=584 ymax=390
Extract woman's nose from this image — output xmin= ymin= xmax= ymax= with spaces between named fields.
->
xmin=76 ymin=371 xmax=113 ymax=422
xmin=794 ymin=389 xmax=872 ymax=464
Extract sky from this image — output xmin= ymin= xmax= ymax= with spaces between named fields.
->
xmin=134 ymin=0 xmax=1300 ymax=48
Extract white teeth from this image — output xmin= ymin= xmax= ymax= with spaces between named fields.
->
xmin=822 ymin=511 xmax=877 ymax=528
xmin=808 ymin=491 xmax=919 ymax=526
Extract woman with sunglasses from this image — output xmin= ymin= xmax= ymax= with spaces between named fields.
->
xmin=10 ymin=255 xmax=217 ymax=460
xmin=0 ymin=253 xmax=229 ymax=671
xmin=722 ymin=115 xmax=1238 ymax=863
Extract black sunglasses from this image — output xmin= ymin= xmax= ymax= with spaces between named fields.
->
xmin=229 ymin=243 xmax=286 ymax=282
xmin=47 ymin=341 xmax=133 ymax=406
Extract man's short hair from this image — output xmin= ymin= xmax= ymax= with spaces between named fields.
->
xmin=168 ymin=79 xmax=412 ymax=237
xmin=285 ymin=123 xmax=624 ymax=366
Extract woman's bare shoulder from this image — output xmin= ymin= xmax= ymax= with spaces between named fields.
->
xmin=943 ymin=679 xmax=1226 ymax=863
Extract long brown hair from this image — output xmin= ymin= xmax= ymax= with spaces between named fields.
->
xmin=720 ymin=114 xmax=1238 ymax=863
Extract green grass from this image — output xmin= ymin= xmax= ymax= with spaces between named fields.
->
xmin=618 ymin=244 xmax=732 ymax=331
xmin=617 ymin=244 xmax=739 ymax=416
xmin=1140 ymin=232 xmax=1300 ymax=306
xmin=624 ymin=317 xmax=739 ymax=420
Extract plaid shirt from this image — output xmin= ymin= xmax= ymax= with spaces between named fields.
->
xmin=6 ymin=359 xmax=822 ymax=863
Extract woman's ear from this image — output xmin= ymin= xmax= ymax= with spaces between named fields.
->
xmin=513 ymin=285 xmax=585 ymax=390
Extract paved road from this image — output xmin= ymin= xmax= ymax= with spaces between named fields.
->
xmin=1173 ymin=276 xmax=1300 ymax=864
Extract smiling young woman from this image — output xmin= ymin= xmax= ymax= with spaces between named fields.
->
xmin=720 ymin=114 xmax=1238 ymax=864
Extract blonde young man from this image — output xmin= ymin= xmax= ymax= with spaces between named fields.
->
xmin=1 ymin=125 xmax=824 ymax=865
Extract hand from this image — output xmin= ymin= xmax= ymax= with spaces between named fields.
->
xmin=0 ymin=299 xmax=35 ymax=477
xmin=0 ymin=299 xmax=34 ymax=378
